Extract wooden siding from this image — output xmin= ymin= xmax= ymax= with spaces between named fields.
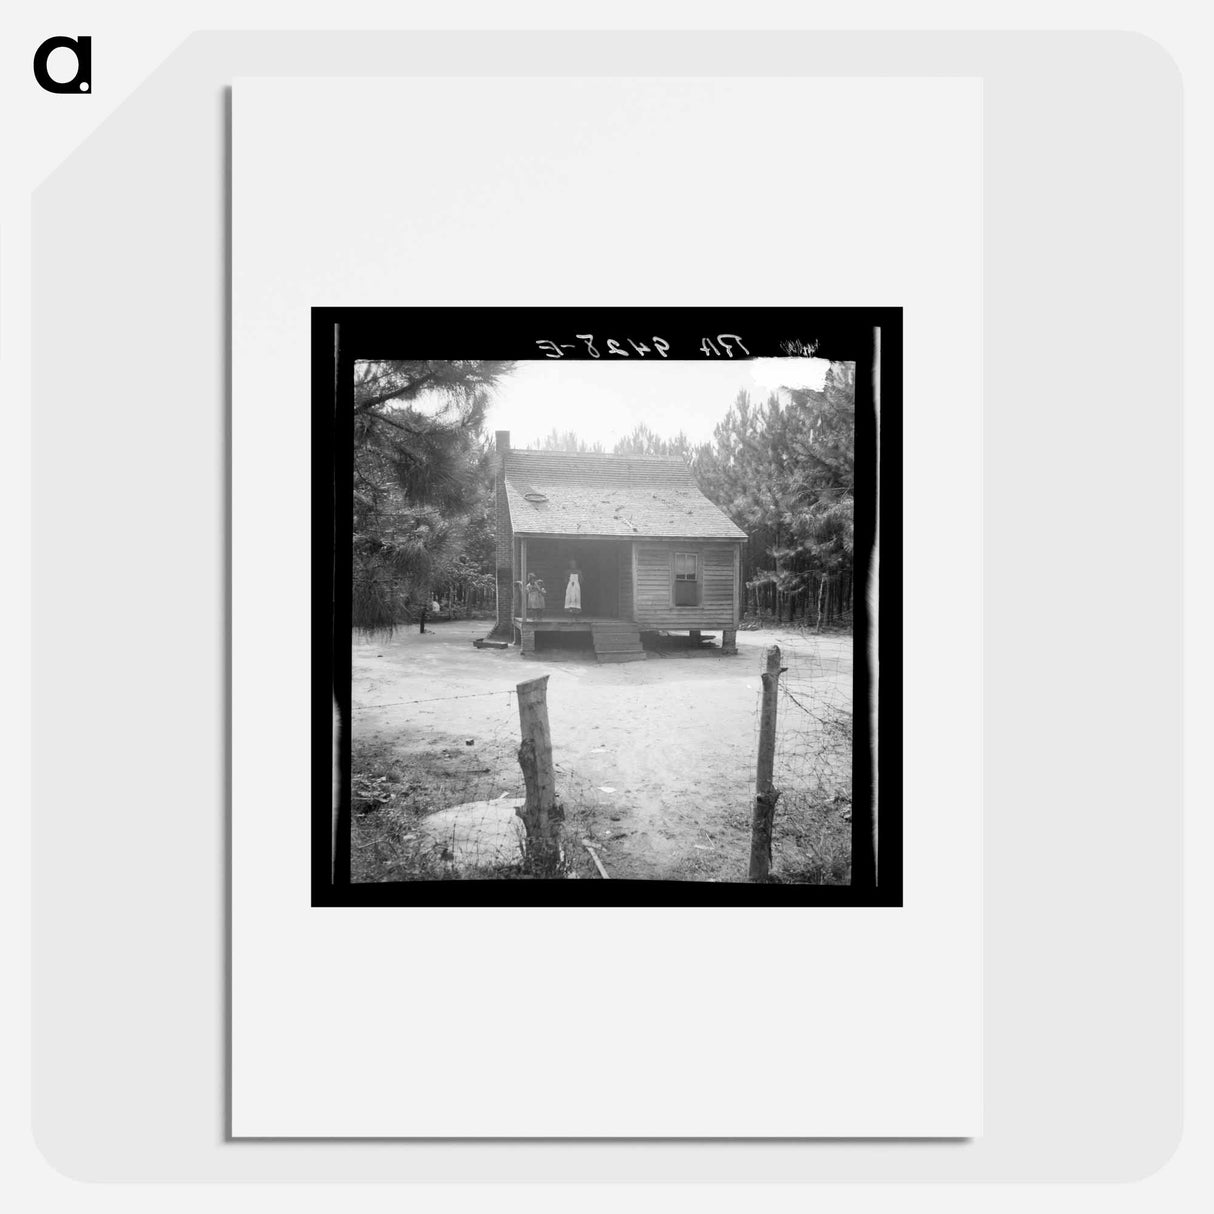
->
xmin=633 ymin=541 xmax=740 ymax=630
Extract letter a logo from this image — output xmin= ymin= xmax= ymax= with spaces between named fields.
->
xmin=33 ymin=36 xmax=92 ymax=94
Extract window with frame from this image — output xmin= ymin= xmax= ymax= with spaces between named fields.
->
xmin=673 ymin=551 xmax=699 ymax=606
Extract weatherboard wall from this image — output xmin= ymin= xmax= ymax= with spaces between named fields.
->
xmin=632 ymin=541 xmax=740 ymax=630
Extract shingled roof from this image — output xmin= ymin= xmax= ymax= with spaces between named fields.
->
xmin=502 ymin=449 xmax=747 ymax=540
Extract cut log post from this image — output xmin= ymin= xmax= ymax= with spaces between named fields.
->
xmin=749 ymin=645 xmax=784 ymax=880
xmin=515 ymin=674 xmax=564 ymax=874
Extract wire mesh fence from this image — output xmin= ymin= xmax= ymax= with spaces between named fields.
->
xmin=753 ymin=632 xmax=854 ymax=883
xmin=349 ymin=624 xmax=854 ymax=884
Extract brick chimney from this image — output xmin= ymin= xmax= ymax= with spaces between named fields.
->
xmin=492 ymin=431 xmax=513 ymax=638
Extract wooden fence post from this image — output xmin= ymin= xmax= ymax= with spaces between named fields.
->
xmin=515 ymin=674 xmax=564 ymax=874
xmin=749 ymin=645 xmax=784 ymax=880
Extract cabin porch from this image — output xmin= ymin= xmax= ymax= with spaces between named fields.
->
xmin=513 ymin=614 xmax=647 ymax=663
xmin=509 ymin=533 xmax=740 ymax=660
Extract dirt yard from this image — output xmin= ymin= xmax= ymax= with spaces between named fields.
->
xmin=351 ymin=619 xmax=853 ymax=883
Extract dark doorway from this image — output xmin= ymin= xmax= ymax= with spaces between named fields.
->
xmin=539 ymin=540 xmax=619 ymax=618
xmin=568 ymin=543 xmax=619 ymax=617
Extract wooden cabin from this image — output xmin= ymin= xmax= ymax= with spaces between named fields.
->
xmin=491 ymin=431 xmax=746 ymax=662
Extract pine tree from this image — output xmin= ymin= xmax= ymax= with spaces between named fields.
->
xmin=612 ymin=423 xmax=695 ymax=459
xmin=690 ymin=365 xmax=857 ymax=626
xmin=352 ymin=360 xmax=514 ymax=632
xmin=528 ymin=428 xmax=605 ymax=453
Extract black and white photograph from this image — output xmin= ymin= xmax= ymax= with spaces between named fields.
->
xmin=317 ymin=308 xmax=900 ymax=904
xmin=28 ymin=16 xmax=1200 ymax=1176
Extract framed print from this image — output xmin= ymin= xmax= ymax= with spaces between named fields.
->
xmin=232 ymin=74 xmax=980 ymax=1138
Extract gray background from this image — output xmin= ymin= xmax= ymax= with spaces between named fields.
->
xmin=31 ymin=31 xmax=1181 ymax=1181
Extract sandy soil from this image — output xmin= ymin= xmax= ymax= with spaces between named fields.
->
xmin=352 ymin=619 xmax=852 ymax=883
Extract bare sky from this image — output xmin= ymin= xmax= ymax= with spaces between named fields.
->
xmin=484 ymin=358 xmax=834 ymax=450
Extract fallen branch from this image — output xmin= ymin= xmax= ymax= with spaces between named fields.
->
xmin=581 ymin=839 xmax=610 ymax=879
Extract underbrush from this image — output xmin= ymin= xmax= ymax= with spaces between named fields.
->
xmin=738 ymin=612 xmax=854 ymax=634
xmin=350 ymin=741 xmax=593 ymax=882
xmin=768 ymin=696 xmax=853 ymax=884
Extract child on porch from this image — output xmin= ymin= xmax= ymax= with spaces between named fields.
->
xmin=526 ymin=572 xmax=546 ymax=619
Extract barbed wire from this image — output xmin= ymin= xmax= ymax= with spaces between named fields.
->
xmin=353 ymin=688 xmax=518 ymax=710
xmin=352 ymin=630 xmax=854 ymax=884
xmin=750 ymin=637 xmax=854 ymax=883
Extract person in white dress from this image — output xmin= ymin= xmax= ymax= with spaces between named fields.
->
xmin=564 ymin=560 xmax=582 ymax=612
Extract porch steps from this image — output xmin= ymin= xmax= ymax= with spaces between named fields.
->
xmin=590 ymin=621 xmax=647 ymax=664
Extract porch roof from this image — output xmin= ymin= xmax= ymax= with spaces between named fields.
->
xmin=503 ymin=450 xmax=747 ymax=540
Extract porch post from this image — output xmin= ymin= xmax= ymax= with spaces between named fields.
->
xmin=520 ymin=537 xmax=528 ymax=623
xmin=511 ymin=534 xmax=519 ymax=618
